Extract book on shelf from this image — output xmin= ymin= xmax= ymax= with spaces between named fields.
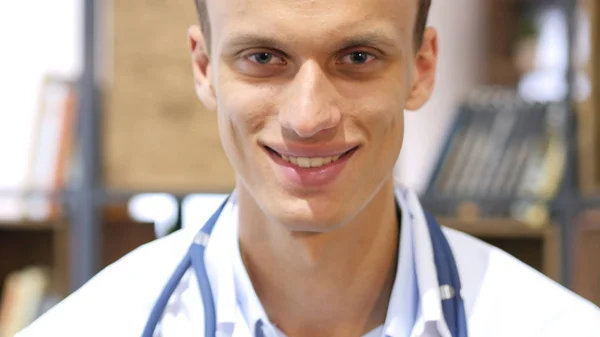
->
xmin=423 ymin=87 xmax=568 ymax=227
xmin=20 ymin=75 xmax=78 ymax=222
xmin=0 ymin=266 xmax=58 ymax=337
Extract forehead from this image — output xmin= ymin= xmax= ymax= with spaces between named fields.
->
xmin=206 ymin=0 xmax=416 ymax=51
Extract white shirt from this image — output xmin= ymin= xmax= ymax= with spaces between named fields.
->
xmin=16 ymin=185 xmax=600 ymax=337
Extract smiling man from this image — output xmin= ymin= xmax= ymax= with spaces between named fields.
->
xmin=16 ymin=0 xmax=600 ymax=337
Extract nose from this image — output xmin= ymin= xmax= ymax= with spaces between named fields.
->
xmin=278 ymin=61 xmax=341 ymax=138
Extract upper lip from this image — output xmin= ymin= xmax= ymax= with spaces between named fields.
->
xmin=264 ymin=143 xmax=359 ymax=157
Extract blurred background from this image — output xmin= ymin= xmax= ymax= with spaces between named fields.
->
xmin=0 ymin=0 xmax=599 ymax=335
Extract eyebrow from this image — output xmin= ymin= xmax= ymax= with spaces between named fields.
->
xmin=333 ymin=31 xmax=400 ymax=50
xmin=221 ymin=33 xmax=289 ymax=53
xmin=221 ymin=30 xmax=400 ymax=53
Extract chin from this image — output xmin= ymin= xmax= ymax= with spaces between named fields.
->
xmin=268 ymin=201 xmax=351 ymax=233
xmin=282 ymin=218 xmax=345 ymax=234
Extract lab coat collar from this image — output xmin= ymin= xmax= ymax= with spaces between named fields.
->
xmin=203 ymin=191 xmax=239 ymax=335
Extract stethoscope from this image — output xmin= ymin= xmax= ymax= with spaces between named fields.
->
xmin=141 ymin=197 xmax=468 ymax=337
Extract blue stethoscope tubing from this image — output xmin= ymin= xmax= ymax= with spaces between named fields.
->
xmin=141 ymin=197 xmax=226 ymax=337
xmin=141 ymin=198 xmax=468 ymax=337
xmin=424 ymin=211 xmax=468 ymax=337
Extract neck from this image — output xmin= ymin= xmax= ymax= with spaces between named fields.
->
xmin=237 ymin=180 xmax=399 ymax=337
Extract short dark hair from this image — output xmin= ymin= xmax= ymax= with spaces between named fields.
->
xmin=415 ymin=0 xmax=432 ymax=47
xmin=194 ymin=0 xmax=432 ymax=50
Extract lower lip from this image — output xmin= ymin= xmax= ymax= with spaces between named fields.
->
xmin=266 ymin=147 xmax=357 ymax=188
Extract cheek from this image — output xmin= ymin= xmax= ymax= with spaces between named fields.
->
xmin=218 ymin=94 xmax=265 ymax=136
xmin=345 ymin=85 xmax=406 ymax=173
xmin=215 ymin=74 xmax=280 ymax=158
xmin=349 ymin=86 xmax=406 ymax=136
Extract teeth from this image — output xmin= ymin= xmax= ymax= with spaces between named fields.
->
xmin=281 ymin=154 xmax=342 ymax=168
xmin=297 ymin=157 xmax=310 ymax=167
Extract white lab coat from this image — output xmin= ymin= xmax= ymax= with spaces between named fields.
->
xmin=16 ymin=186 xmax=600 ymax=337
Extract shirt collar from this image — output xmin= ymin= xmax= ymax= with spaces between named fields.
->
xmin=229 ymin=196 xmax=281 ymax=336
xmin=394 ymin=185 xmax=448 ymax=336
xmin=207 ymin=184 xmax=447 ymax=337
xmin=382 ymin=185 xmax=419 ymax=337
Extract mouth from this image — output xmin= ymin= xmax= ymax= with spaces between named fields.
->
xmin=264 ymin=146 xmax=359 ymax=168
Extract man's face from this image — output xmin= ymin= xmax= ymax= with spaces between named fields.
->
xmin=190 ymin=0 xmax=437 ymax=232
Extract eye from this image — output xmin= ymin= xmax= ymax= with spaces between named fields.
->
xmin=339 ymin=51 xmax=376 ymax=65
xmin=247 ymin=52 xmax=286 ymax=65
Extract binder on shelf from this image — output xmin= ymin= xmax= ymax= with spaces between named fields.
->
xmin=423 ymin=87 xmax=568 ymax=226
xmin=577 ymin=0 xmax=600 ymax=194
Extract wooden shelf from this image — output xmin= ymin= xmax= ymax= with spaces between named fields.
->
xmin=0 ymin=219 xmax=63 ymax=231
xmin=438 ymin=217 xmax=549 ymax=238
xmin=0 ymin=203 xmax=139 ymax=231
xmin=0 ymin=204 xmax=156 ymax=299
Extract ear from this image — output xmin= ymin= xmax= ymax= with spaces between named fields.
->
xmin=188 ymin=25 xmax=216 ymax=111
xmin=405 ymin=27 xmax=438 ymax=111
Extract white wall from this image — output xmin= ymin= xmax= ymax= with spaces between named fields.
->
xmin=397 ymin=0 xmax=486 ymax=193
xmin=0 ymin=1 xmax=82 ymax=217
